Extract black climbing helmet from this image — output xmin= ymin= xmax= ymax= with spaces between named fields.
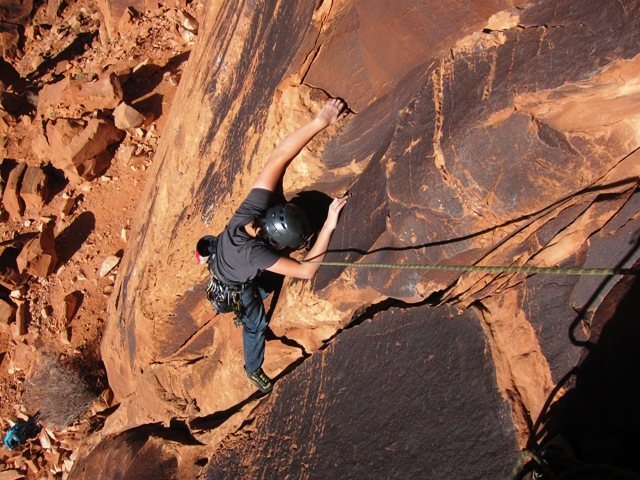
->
xmin=263 ymin=203 xmax=311 ymax=250
xmin=196 ymin=235 xmax=217 ymax=264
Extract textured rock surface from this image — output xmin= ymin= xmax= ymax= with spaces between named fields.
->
xmin=35 ymin=117 xmax=124 ymax=181
xmin=70 ymin=423 xmax=203 ymax=479
xmin=206 ymin=305 xmax=517 ymax=479
xmin=20 ymin=166 xmax=50 ymax=215
xmin=94 ymin=0 xmax=640 ymax=477
xmin=545 ymin=260 xmax=640 ymax=473
xmin=36 ymin=73 xmax=123 ymax=119
xmin=2 ymin=162 xmax=26 ymax=219
xmin=16 ymin=222 xmax=58 ymax=277
xmin=303 ymin=0 xmax=517 ymax=112
xmin=113 ymin=102 xmax=145 ymax=130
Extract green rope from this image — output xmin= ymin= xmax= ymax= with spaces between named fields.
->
xmin=301 ymin=260 xmax=639 ymax=276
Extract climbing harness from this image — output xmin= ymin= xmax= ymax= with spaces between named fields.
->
xmin=301 ymin=261 xmax=639 ymax=276
xmin=3 ymin=412 xmax=41 ymax=450
xmin=197 ymin=234 xmax=258 ymax=326
xmin=206 ymin=275 xmax=246 ymax=327
xmin=199 ymin=236 xmax=247 ymax=326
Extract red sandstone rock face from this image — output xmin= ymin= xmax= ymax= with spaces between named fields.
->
xmin=93 ymin=0 xmax=640 ymax=477
xmin=304 ymin=0 xmax=517 ymax=112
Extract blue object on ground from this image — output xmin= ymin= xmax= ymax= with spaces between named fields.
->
xmin=3 ymin=412 xmax=41 ymax=450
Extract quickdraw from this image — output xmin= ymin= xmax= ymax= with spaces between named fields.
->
xmin=206 ymin=275 xmax=246 ymax=327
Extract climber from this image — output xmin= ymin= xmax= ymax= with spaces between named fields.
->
xmin=198 ymin=97 xmax=349 ymax=394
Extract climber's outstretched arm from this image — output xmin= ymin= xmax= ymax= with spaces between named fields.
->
xmin=251 ymin=98 xmax=347 ymax=192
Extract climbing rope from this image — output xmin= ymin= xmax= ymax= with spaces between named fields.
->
xmin=301 ymin=260 xmax=639 ymax=276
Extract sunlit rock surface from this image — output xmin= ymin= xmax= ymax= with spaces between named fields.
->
xmin=93 ymin=0 xmax=640 ymax=477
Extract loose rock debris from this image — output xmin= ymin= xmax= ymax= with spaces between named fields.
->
xmin=1 ymin=0 xmax=198 ymax=476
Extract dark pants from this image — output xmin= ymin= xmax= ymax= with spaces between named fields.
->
xmin=239 ymin=283 xmax=269 ymax=376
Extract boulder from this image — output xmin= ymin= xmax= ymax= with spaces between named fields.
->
xmin=0 ymin=0 xmax=34 ymax=24
xmin=113 ymin=102 xmax=145 ymax=130
xmin=0 ymin=23 xmax=21 ymax=60
xmin=36 ymin=77 xmax=73 ymax=118
xmin=20 ymin=166 xmax=51 ymax=215
xmin=45 ymin=0 xmax=64 ymax=22
xmin=16 ymin=222 xmax=58 ymax=277
xmin=1 ymin=162 xmax=26 ymax=219
xmin=30 ymin=119 xmax=51 ymax=160
xmin=8 ymin=341 xmax=34 ymax=373
xmin=0 ymin=297 xmax=16 ymax=325
xmin=178 ymin=10 xmax=198 ymax=33
xmin=116 ymin=7 xmax=139 ymax=40
xmin=96 ymin=0 xmax=146 ymax=40
xmin=70 ymin=424 xmax=202 ymax=480
xmin=0 ymin=245 xmax=28 ymax=289
xmin=37 ymin=73 xmax=123 ymax=119
xmin=0 ymin=0 xmax=33 ymax=60
xmin=59 ymin=192 xmax=76 ymax=217
xmin=36 ymin=117 xmax=124 ymax=181
xmin=99 ymin=255 xmax=120 ymax=277
xmin=11 ymin=300 xmax=27 ymax=338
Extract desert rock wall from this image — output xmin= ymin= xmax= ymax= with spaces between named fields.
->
xmin=92 ymin=0 xmax=640 ymax=477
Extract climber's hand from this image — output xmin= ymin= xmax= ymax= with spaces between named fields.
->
xmin=315 ymin=98 xmax=349 ymax=127
xmin=324 ymin=194 xmax=349 ymax=231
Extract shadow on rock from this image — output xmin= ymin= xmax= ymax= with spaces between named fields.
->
xmin=524 ymin=261 xmax=640 ymax=479
xmin=29 ymin=32 xmax=97 ymax=81
xmin=70 ymin=420 xmax=201 ymax=480
xmin=42 ymin=164 xmax=68 ymax=200
xmin=133 ymin=93 xmax=163 ymax=123
xmin=189 ymin=391 xmax=268 ymax=432
xmin=55 ymin=211 xmax=95 ymax=266
xmin=122 ymin=51 xmax=190 ymax=104
xmin=289 ymin=190 xmax=333 ymax=234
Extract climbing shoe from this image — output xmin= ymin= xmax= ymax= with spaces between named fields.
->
xmin=248 ymin=367 xmax=273 ymax=393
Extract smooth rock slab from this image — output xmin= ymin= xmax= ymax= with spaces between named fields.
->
xmin=205 ymin=304 xmax=517 ymax=479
